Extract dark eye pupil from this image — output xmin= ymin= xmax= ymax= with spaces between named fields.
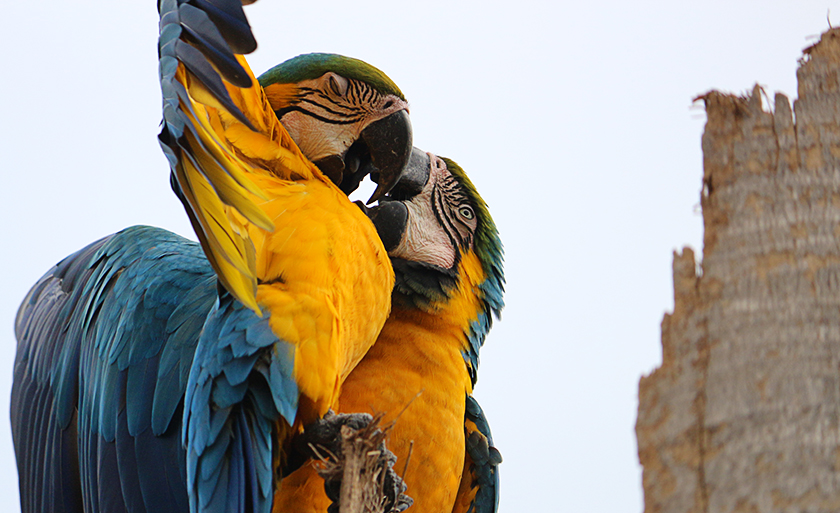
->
xmin=461 ymin=207 xmax=473 ymax=219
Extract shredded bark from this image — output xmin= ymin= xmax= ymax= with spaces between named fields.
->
xmin=310 ymin=413 xmax=412 ymax=513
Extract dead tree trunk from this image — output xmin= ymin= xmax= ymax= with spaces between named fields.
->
xmin=637 ymin=29 xmax=840 ymax=512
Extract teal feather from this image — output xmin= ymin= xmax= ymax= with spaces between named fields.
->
xmin=464 ymin=395 xmax=501 ymax=513
xmin=13 ymin=222 xmax=302 ymax=513
xmin=183 ymin=293 xmax=298 ymax=513
xmin=12 ymin=226 xmax=217 ymax=513
xmin=14 ymin=2 xmax=314 ymax=512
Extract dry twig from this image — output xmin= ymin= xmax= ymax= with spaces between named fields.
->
xmin=308 ymin=412 xmax=412 ymax=513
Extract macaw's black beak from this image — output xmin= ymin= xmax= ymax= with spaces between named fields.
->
xmin=362 ymin=110 xmax=413 ymax=204
xmin=388 ymin=147 xmax=431 ymax=200
xmin=331 ymin=109 xmax=412 ymax=202
xmin=364 ymin=200 xmax=408 ymax=252
xmin=359 ymin=147 xmax=433 ymax=252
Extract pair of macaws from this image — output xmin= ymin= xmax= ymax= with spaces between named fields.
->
xmin=10 ymin=1 xmax=504 ymax=513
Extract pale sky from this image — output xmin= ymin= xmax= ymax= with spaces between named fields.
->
xmin=0 ymin=1 xmax=833 ymax=511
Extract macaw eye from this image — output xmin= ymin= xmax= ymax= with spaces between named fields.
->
xmin=459 ymin=206 xmax=475 ymax=220
xmin=327 ymin=73 xmax=348 ymax=96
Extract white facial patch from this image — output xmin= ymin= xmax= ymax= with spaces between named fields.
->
xmin=390 ymin=155 xmax=459 ymax=269
xmin=278 ymin=110 xmax=356 ymax=163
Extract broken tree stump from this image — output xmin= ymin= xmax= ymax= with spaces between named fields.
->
xmin=637 ymin=28 xmax=840 ymax=512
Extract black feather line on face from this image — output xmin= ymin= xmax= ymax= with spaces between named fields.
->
xmin=297 ymin=97 xmax=358 ymax=118
xmin=275 ymin=80 xmax=380 ymax=126
xmin=271 ymin=106 xmax=359 ymax=125
xmin=433 ymin=187 xmax=459 ymax=246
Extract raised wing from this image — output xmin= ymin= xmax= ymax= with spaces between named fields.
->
xmin=12 ymin=226 xmax=218 ymax=513
xmin=158 ymin=4 xmax=402 ymax=513
xmin=452 ymin=395 xmax=502 ymax=513
xmin=158 ymin=0 xmax=323 ymax=314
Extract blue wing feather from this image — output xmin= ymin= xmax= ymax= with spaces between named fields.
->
xmin=14 ymin=199 xmax=303 ymax=513
xmin=113 ymin=406 xmax=147 ymax=513
xmin=183 ymin=293 xmax=299 ymax=513
xmin=14 ymin=1 xmax=289 ymax=510
xmin=13 ymin=237 xmax=103 ymax=513
xmin=12 ymin=226 xmax=218 ymax=513
xmin=463 ymin=395 xmax=501 ymax=513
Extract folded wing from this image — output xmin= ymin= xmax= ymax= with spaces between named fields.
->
xmin=11 ymin=226 xmax=219 ymax=513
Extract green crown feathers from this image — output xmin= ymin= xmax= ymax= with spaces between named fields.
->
xmin=258 ymin=53 xmax=405 ymax=100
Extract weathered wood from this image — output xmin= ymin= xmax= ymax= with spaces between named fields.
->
xmin=637 ymin=29 xmax=840 ymax=513
xmin=337 ymin=424 xmax=369 ymax=513
xmin=313 ymin=414 xmax=410 ymax=513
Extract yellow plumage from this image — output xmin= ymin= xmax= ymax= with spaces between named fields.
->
xmin=273 ymin=252 xmax=488 ymax=513
xmin=173 ymin=44 xmax=394 ymax=424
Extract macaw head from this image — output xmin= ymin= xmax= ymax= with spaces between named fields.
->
xmin=257 ymin=53 xmax=412 ymax=203
xmin=363 ymin=149 xmax=504 ymax=379
xmin=363 ymin=149 xmax=505 ymax=379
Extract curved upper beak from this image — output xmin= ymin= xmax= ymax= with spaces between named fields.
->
xmin=362 ymin=147 xmax=433 ymax=252
xmin=361 ymin=109 xmax=413 ymax=204
xmin=326 ymin=109 xmax=412 ymax=203
xmin=388 ymin=147 xmax=431 ymax=200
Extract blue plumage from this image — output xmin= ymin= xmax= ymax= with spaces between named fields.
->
xmin=182 ymin=293 xmax=297 ymax=513
xmin=464 ymin=395 xmax=501 ymax=513
xmin=13 ymin=223 xmax=307 ymax=513
xmin=12 ymin=226 xmax=219 ymax=513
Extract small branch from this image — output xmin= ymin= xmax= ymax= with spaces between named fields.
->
xmin=338 ymin=423 xmax=381 ymax=513
xmin=312 ymin=413 xmax=412 ymax=513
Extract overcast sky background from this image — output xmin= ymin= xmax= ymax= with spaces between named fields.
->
xmin=0 ymin=1 xmax=834 ymax=511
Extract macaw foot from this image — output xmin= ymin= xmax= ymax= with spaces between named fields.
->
xmin=291 ymin=411 xmax=413 ymax=513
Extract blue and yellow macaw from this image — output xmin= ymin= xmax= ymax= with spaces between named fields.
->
xmin=11 ymin=1 xmax=414 ymax=512
xmin=274 ymin=149 xmax=505 ymax=513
